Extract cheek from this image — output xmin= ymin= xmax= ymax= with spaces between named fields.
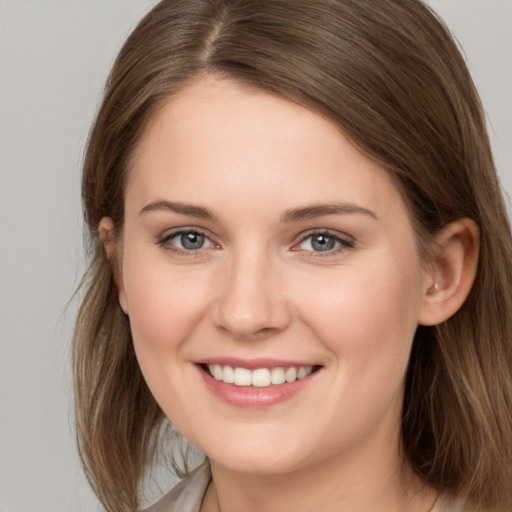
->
xmin=290 ymin=258 xmax=423 ymax=445
xmin=121 ymin=250 xmax=212 ymax=361
xmin=121 ymin=253 xmax=216 ymax=420
xmin=295 ymin=253 xmax=423 ymax=378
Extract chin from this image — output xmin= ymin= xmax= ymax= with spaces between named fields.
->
xmin=199 ymin=434 xmax=313 ymax=475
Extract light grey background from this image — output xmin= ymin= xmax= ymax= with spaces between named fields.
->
xmin=0 ymin=1 xmax=510 ymax=511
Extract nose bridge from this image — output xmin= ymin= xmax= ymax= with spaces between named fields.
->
xmin=213 ymin=240 xmax=290 ymax=339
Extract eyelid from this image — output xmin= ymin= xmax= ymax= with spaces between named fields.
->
xmin=157 ymin=226 xmax=220 ymax=253
xmin=291 ymin=229 xmax=355 ymax=254
xmin=156 ymin=227 xmax=354 ymax=257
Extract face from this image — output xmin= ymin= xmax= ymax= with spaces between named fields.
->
xmin=115 ymin=77 xmax=430 ymax=475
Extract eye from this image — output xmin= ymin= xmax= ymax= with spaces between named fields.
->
xmin=159 ymin=229 xmax=215 ymax=251
xmin=295 ymin=231 xmax=354 ymax=254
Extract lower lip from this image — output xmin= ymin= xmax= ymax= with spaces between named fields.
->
xmin=196 ymin=365 xmax=320 ymax=408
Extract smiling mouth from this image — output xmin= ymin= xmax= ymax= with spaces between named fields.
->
xmin=201 ymin=364 xmax=321 ymax=387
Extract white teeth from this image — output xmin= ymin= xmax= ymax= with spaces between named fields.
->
xmin=233 ymin=367 xmax=252 ymax=386
xmin=212 ymin=364 xmax=223 ymax=380
xmin=207 ymin=364 xmax=314 ymax=387
xmin=222 ymin=365 xmax=234 ymax=384
xmin=298 ymin=366 xmax=313 ymax=379
xmin=285 ymin=367 xmax=297 ymax=383
xmin=271 ymin=367 xmax=286 ymax=385
xmin=252 ymin=368 xmax=271 ymax=387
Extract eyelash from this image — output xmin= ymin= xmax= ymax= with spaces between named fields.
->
xmin=158 ymin=228 xmax=216 ymax=257
xmin=292 ymin=230 xmax=355 ymax=257
xmin=157 ymin=228 xmax=355 ymax=257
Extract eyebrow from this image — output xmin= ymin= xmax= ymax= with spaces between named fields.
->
xmin=138 ymin=200 xmax=217 ymax=220
xmin=280 ymin=203 xmax=378 ymax=223
xmin=138 ymin=200 xmax=378 ymax=223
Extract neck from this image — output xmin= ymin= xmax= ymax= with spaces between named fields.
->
xmin=201 ymin=433 xmax=436 ymax=512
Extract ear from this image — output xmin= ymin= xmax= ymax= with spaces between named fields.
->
xmin=418 ymin=218 xmax=479 ymax=326
xmin=98 ymin=217 xmax=129 ymax=314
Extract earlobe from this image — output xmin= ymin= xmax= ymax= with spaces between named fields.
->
xmin=418 ymin=218 xmax=479 ymax=326
xmin=98 ymin=217 xmax=129 ymax=314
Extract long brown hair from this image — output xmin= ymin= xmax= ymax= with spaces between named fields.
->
xmin=74 ymin=1 xmax=512 ymax=510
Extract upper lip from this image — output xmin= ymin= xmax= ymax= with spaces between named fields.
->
xmin=196 ymin=357 xmax=320 ymax=370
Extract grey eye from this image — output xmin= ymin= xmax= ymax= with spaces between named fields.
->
xmin=179 ymin=232 xmax=206 ymax=250
xmin=299 ymin=233 xmax=338 ymax=252
xmin=310 ymin=234 xmax=336 ymax=251
xmin=160 ymin=229 xmax=215 ymax=253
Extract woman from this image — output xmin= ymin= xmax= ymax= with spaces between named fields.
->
xmin=73 ymin=1 xmax=512 ymax=511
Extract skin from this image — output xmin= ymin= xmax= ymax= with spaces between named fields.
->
xmin=100 ymin=76 xmax=479 ymax=512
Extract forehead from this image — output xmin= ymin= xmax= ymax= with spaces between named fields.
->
xmin=126 ymin=76 xmax=406 ymax=223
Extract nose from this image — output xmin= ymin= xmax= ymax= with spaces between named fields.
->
xmin=211 ymin=248 xmax=292 ymax=341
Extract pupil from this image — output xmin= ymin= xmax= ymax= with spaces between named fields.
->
xmin=312 ymin=234 xmax=335 ymax=251
xmin=181 ymin=232 xmax=204 ymax=250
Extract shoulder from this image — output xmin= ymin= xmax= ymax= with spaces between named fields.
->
xmin=143 ymin=461 xmax=211 ymax=512
xmin=430 ymin=492 xmax=476 ymax=512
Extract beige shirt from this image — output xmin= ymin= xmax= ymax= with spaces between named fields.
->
xmin=145 ymin=462 xmax=468 ymax=512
